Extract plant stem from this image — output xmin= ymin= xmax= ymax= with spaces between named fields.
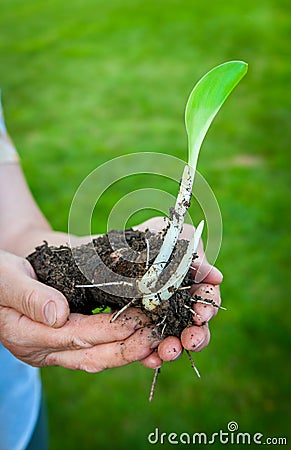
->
xmin=139 ymin=164 xmax=194 ymax=298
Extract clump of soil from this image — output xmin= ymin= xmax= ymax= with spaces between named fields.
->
xmin=27 ymin=229 xmax=201 ymax=338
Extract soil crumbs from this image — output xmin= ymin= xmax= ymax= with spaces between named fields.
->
xmin=27 ymin=229 xmax=201 ymax=338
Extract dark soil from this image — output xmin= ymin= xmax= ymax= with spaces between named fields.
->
xmin=27 ymin=229 xmax=202 ymax=338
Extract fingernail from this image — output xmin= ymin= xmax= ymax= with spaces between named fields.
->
xmin=194 ymin=337 xmax=206 ymax=350
xmin=171 ymin=349 xmax=182 ymax=361
xmin=200 ymin=311 xmax=213 ymax=323
xmin=44 ymin=301 xmax=57 ymax=326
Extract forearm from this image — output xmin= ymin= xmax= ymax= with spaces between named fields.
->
xmin=0 ymin=95 xmax=52 ymax=254
xmin=0 ymin=163 xmax=52 ymax=254
xmin=0 ymin=162 xmax=94 ymax=256
xmin=0 ymin=99 xmax=51 ymax=255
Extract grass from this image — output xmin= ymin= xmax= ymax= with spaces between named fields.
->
xmin=1 ymin=0 xmax=290 ymax=448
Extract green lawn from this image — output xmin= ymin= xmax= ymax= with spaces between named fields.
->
xmin=1 ymin=0 xmax=290 ymax=448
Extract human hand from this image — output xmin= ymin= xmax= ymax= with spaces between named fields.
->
xmin=2 ymin=216 xmax=222 ymax=371
xmin=134 ymin=217 xmax=223 ymax=368
xmin=0 ymin=250 xmax=161 ymax=371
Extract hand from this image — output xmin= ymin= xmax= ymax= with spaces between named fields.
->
xmin=1 ymin=218 xmax=223 ymax=371
xmin=134 ymin=217 xmax=223 ymax=369
xmin=0 ymin=251 xmax=160 ymax=371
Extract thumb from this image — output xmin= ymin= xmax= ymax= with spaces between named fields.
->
xmin=1 ymin=270 xmax=70 ymax=328
xmin=191 ymin=255 xmax=223 ymax=284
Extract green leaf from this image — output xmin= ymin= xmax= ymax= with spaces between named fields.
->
xmin=185 ymin=60 xmax=248 ymax=169
xmin=92 ymin=306 xmax=111 ymax=314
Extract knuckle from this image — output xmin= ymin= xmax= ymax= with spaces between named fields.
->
xmin=0 ymin=312 xmax=18 ymax=349
xmin=1 ymin=337 xmax=26 ymax=360
xmin=116 ymin=308 xmax=148 ymax=331
xmin=43 ymin=353 xmax=57 ymax=367
xmin=21 ymin=289 xmax=38 ymax=320
xmin=118 ymin=342 xmax=133 ymax=363
xmin=44 ymin=351 xmax=68 ymax=368
xmin=67 ymin=334 xmax=91 ymax=350
xmin=118 ymin=330 xmax=150 ymax=363
xmin=80 ymin=351 xmax=106 ymax=373
xmin=0 ymin=335 xmax=13 ymax=351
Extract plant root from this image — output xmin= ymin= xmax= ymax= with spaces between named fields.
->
xmin=186 ymin=350 xmax=201 ymax=378
xmin=149 ymin=367 xmax=161 ymax=403
xmin=110 ymin=299 xmax=137 ymax=323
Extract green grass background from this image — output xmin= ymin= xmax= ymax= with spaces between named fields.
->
xmin=1 ymin=0 xmax=290 ymax=448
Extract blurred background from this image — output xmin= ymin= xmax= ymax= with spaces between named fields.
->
xmin=0 ymin=0 xmax=290 ymax=448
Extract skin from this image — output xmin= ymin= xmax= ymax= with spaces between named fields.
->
xmin=0 ymin=164 xmax=223 ymax=372
xmin=136 ymin=218 xmax=222 ymax=365
xmin=0 ymin=251 xmax=159 ymax=370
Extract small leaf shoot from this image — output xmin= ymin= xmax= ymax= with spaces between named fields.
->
xmin=186 ymin=60 xmax=248 ymax=171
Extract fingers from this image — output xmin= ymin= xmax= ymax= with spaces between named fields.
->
xmin=134 ymin=219 xmax=223 ymax=285
xmin=133 ymin=216 xmax=167 ymax=233
xmin=191 ymin=260 xmax=223 ymax=285
xmin=181 ymin=324 xmax=210 ymax=352
xmin=44 ymin=327 xmax=158 ymax=372
xmin=190 ymin=283 xmax=222 ymax=324
xmin=140 ymin=351 xmax=163 ymax=369
xmin=142 ymin=326 xmax=210 ymax=364
xmin=0 ymin=265 xmax=70 ymax=328
xmin=0 ymin=306 xmax=152 ymax=353
xmin=0 ymin=307 xmax=73 ymax=357
xmin=140 ymin=339 xmax=184 ymax=367
xmin=157 ymin=336 xmax=183 ymax=362
xmin=0 ymin=304 xmax=158 ymax=369
xmin=54 ymin=308 xmax=152 ymax=350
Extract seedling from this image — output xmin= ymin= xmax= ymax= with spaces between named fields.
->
xmin=28 ymin=61 xmax=248 ymax=401
xmin=143 ymin=61 xmax=248 ymax=400
xmin=139 ymin=61 xmax=248 ymax=311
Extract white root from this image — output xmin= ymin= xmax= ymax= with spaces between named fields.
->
xmin=75 ymin=165 xmax=202 ymax=312
xmin=145 ymin=237 xmax=150 ymax=270
xmin=149 ymin=367 xmax=160 ymax=403
xmin=138 ymin=164 xmax=194 ymax=295
xmin=161 ymin=322 xmax=167 ymax=336
xmin=75 ymin=281 xmax=133 ymax=288
xmin=142 ymin=220 xmax=204 ymax=310
xmin=191 ymin=297 xmax=227 ymax=310
xmin=184 ymin=304 xmax=201 ymax=319
xmin=110 ymin=299 xmax=136 ymax=323
xmin=186 ymin=350 xmax=201 ymax=378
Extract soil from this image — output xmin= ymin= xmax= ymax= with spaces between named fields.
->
xmin=27 ymin=229 xmax=202 ymax=338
